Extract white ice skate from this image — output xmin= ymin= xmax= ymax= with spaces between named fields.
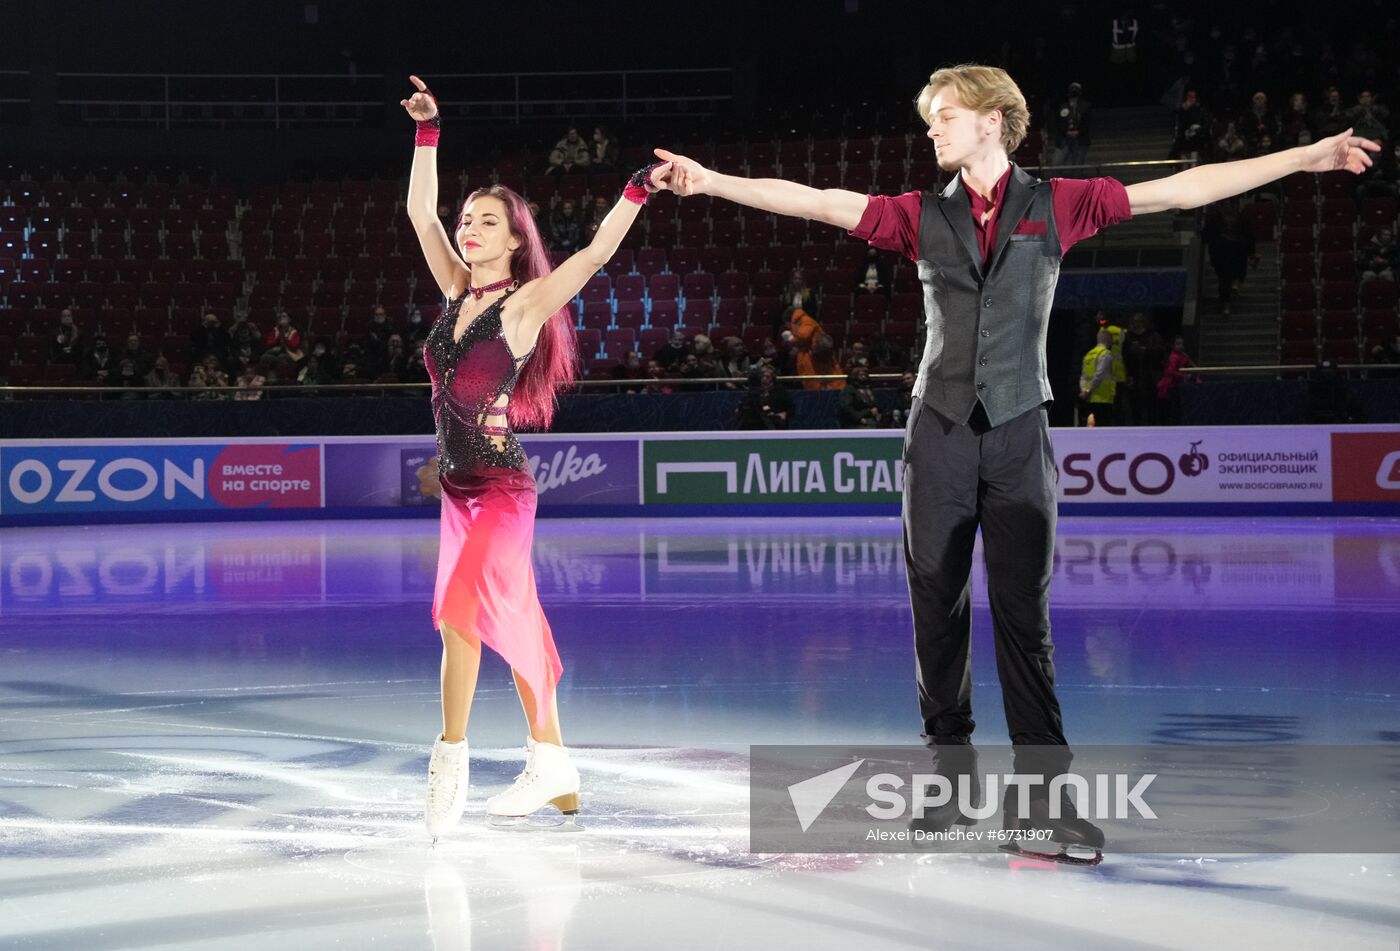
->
xmin=425 ymin=735 xmax=470 ymax=844
xmin=485 ymin=737 xmax=580 ymax=829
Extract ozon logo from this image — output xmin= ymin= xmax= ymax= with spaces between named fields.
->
xmin=7 ymin=457 xmax=205 ymax=505
xmin=1060 ymin=451 xmax=1178 ymax=497
xmin=1377 ymin=451 xmax=1400 ymax=490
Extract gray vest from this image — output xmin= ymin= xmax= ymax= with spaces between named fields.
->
xmin=914 ymin=164 xmax=1062 ymax=428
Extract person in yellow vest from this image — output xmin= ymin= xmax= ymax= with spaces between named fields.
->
xmin=1100 ymin=317 xmax=1129 ymax=421
xmin=1079 ymin=329 xmax=1117 ymax=425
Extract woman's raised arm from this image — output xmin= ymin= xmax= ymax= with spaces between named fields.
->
xmin=402 ymin=75 xmax=469 ymax=299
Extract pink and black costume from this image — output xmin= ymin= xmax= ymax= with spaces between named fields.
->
xmin=424 ymin=288 xmax=561 ymax=729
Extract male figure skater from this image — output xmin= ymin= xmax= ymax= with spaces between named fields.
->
xmin=659 ymin=64 xmax=1378 ymax=862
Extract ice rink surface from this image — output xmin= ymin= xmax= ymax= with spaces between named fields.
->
xmin=2 ymin=516 xmax=1398 ymax=949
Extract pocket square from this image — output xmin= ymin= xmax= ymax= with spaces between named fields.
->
xmin=1012 ymin=220 xmax=1047 ymax=236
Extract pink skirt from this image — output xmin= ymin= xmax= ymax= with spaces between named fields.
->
xmin=431 ymin=468 xmax=562 ymax=729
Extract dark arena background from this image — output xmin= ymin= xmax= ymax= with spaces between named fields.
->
xmin=2 ymin=2 xmax=1398 ymax=949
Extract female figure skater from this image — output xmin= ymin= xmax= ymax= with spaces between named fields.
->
xmin=401 ymin=75 xmax=670 ymax=840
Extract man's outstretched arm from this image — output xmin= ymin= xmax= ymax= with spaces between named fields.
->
xmin=1125 ymin=128 xmax=1380 ymax=215
xmin=654 ymin=147 xmax=869 ymax=230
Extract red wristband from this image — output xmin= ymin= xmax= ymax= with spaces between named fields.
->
xmin=623 ymin=161 xmax=666 ymax=205
xmin=415 ymin=121 xmax=441 ymax=148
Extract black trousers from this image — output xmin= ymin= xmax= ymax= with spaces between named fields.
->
xmin=902 ymin=399 xmax=1067 ymax=751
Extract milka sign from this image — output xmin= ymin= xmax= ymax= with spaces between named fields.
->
xmin=528 ymin=444 xmax=608 ymax=496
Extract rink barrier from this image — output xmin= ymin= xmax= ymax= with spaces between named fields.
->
xmin=2 ymin=425 xmax=1398 ymax=525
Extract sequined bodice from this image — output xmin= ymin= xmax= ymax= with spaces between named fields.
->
xmin=424 ymin=291 xmax=534 ymax=482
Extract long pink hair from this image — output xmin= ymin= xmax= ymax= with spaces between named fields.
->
xmin=458 ymin=184 xmax=578 ymax=430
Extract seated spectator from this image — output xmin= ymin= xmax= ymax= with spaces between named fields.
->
xmin=736 ymin=365 xmax=794 ymax=430
xmin=758 ymin=335 xmax=796 ymax=377
xmin=49 ymin=309 xmax=84 ymax=365
xmin=548 ymin=199 xmax=584 ymax=253
xmin=1348 ymin=89 xmax=1390 ymax=143
xmin=229 ymin=318 xmax=263 ymax=361
xmin=1357 ymin=142 xmax=1400 ymax=200
xmin=307 ymin=338 xmax=340 ymax=379
xmin=119 ymin=332 xmax=154 ymax=379
xmin=719 ymin=336 xmax=752 ymax=383
xmin=1215 ymin=122 xmax=1249 ymax=160
xmin=652 ymin=329 xmax=692 ymax=372
xmin=144 ymin=355 xmax=182 ymax=399
xmin=1314 ymin=86 xmax=1349 ymax=139
xmin=585 ymin=196 xmax=610 ymax=240
xmin=403 ymin=307 xmax=430 ymax=347
xmin=610 ymin=350 xmax=647 ymax=386
xmin=403 ymin=346 xmax=430 ymax=386
xmin=1240 ymin=91 xmax=1278 ymax=151
xmin=691 ymin=334 xmax=724 ymax=379
xmin=113 ymin=357 xmax=142 ymax=400
xmin=264 ymin=311 xmax=304 ymax=362
xmin=838 ymin=366 xmax=884 ymax=428
xmin=547 ymin=127 xmax=591 ymax=175
xmin=1368 ymin=334 xmax=1400 ymax=366
xmin=1359 ymin=226 xmax=1397 ymax=282
xmin=83 ymin=333 xmax=113 ymax=384
xmin=186 ymin=364 xmax=209 ymax=395
xmin=1170 ymin=89 xmax=1210 ymax=161
xmin=191 ymin=310 xmax=230 ymax=365
xmin=339 ymin=343 xmax=368 ymax=384
xmin=591 ymin=126 xmax=618 ymax=171
xmin=1278 ymin=92 xmax=1316 ymax=147
xmin=893 ymin=371 xmax=916 ymax=425
xmin=230 ymin=342 xmax=259 ymax=381
xmin=366 ymin=305 xmax=395 ymax=355
xmin=297 ymin=353 xmax=336 ymax=387
xmin=853 ymin=247 xmax=891 ymax=295
xmin=846 ymin=341 xmax=872 ymax=368
xmin=368 ymin=333 xmax=407 ymax=381
xmin=262 ymin=354 xmax=298 ymax=389
xmin=234 ymin=364 xmax=266 ymax=401
xmin=191 ymin=354 xmax=229 ymax=399
xmin=643 ymin=359 xmax=674 ymax=394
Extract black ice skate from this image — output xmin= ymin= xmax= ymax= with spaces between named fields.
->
xmin=908 ymin=744 xmax=983 ymax=839
xmin=998 ymin=786 xmax=1105 ymax=866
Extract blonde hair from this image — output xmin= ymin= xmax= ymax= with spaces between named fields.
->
xmin=916 ymin=64 xmax=1030 ymax=153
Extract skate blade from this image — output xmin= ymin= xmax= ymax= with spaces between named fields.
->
xmin=999 ymin=842 xmax=1103 ymax=867
xmin=485 ymin=812 xmax=582 ymax=833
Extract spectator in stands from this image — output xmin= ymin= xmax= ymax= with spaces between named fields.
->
xmin=1156 ymin=336 xmax=1195 ymax=424
xmin=191 ymin=310 xmax=230 ymax=366
xmin=643 ymin=360 xmax=674 ymax=395
xmin=118 ymin=333 xmax=154 ymax=379
xmin=404 ymin=307 xmax=430 ymax=348
xmin=548 ymin=199 xmax=584 ymax=253
xmin=1368 ymin=334 xmax=1400 ymax=366
xmin=264 ymin=311 xmax=304 ymax=363
xmin=736 ymin=365 xmax=793 ymax=430
xmin=547 ymin=127 xmax=591 ymax=175
xmin=1170 ymin=89 xmax=1210 ymax=161
xmin=591 ymin=126 xmax=617 ymax=171
xmin=853 ymin=247 xmax=891 ymax=296
xmin=186 ymin=364 xmax=208 ymax=395
xmin=790 ymin=302 xmax=843 ymax=390
xmin=719 ymin=336 xmax=752 ymax=382
xmin=1201 ymin=198 xmax=1255 ymax=315
xmin=403 ymin=346 xmax=429 ymax=386
xmin=1315 ymin=86 xmax=1350 ymax=138
xmin=691 ymin=334 xmax=724 ymax=380
xmin=846 ymin=340 xmax=871 ymax=368
xmin=113 ymin=357 xmax=142 ymax=400
xmin=1359 ymin=226 xmax=1396 ymax=282
xmin=652 ymin=329 xmax=692 ymax=371
xmin=610 ymin=350 xmax=647 ymax=387
xmin=801 ymin=333 xmax=844 ymax=391
xmin=1050 ymin=81 xmax=1092 ymax=167
xmin=1215 ymin=122 xmax=1249 ymax=160
xmin=1356 ymin=142 xmax=1400 ymax=200
xmin=231 ymin=342 xmax=258 ymax=381
xmin=366 ymin=305 xmax=395 ymax=355
xmin=230 ymin=318 xmax=263 ymax=363
xmin=48 ymin=309 xmax=84 ymax=365
xmin=144 ymin=355 xmax=182 ymax=399
xmin=193 ymin=354 xmax=229 ymax=398
xmin=339 ymin=343 xmax=367 ymax=383
xmin=372 ymin=333 xmax=408 ymax=381
xmin=297 ymin=353 xmax=335 ymax=387
xmin=838 ymin=366 xmax=883 ymax=428
xmin=1122 ymin=312 xmax=1166 ymax=425
xmin=1079 ymin=329 xmax=1117 ymax=426
xmin=1241 ymin=91 xmax=1279 ymax=152
xmin=1348 ymin=90 xmax=1390 ymax=143
xmin=1278 ymin=92 xmax=1317 ymax=147
xmin=234 ymin=363 xmax=266 ymax=400
xmin=585 ymin=196 xmax=610 ymax=240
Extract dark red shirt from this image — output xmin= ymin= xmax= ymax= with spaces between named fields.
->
xmin=850 ymin=170 xmax=1132 ymax=264
xmin=965 ymin=164 xmax=1014 ymax=266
